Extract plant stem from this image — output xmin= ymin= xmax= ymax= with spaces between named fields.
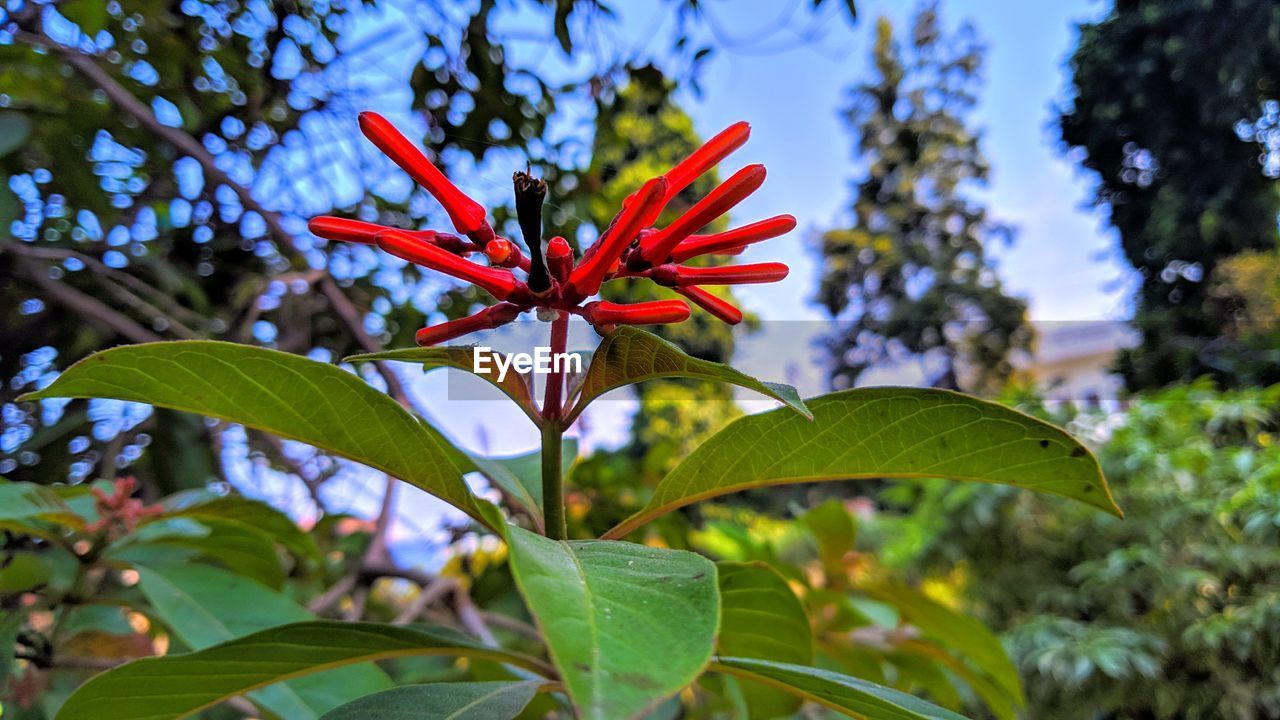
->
xmin=541 ymin=311 xmax=570 ymax=539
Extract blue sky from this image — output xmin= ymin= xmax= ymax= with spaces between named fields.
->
xmin=274 ymin=0 xmax=1143 ymax=557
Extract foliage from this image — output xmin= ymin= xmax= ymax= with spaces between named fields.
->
xmin=817 ymin=4 xmax=1029 ymax=393
xmin=887 ymin=382 xmax=1280 ymax=718
xmin=5 ymin=329 xmax=1115 ymax=718
xmin=1058 ymin=0 xmax=1280 ymax=389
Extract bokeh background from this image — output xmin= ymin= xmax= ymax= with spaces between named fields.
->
xmin=2 ymin=0 xmax=1279 ymax=717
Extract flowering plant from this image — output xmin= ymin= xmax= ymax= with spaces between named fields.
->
xmin=22 ymin=115 xmax=1120 ymax=720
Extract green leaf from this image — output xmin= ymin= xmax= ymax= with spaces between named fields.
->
xmin=318 ymin=681 xmax=540 ymax=720
xmin=802 ymin=499 xmax=857 ymax=586
xmin=0 ymin=480 xmax=84 ymax=531
xmin=713 ymin=657 xmax=970 ymax=720
xmin=20 ymin=341 xmax=491 ymax=529
xmin=155 ymin=492 xmax=320 ymax=564
xmin=501 ymin=523 xmax=720 ymax=720
xmin=563 ymin=326 xmax=810 ymax=423
xmin=472 ymin=438 xmax=578 ymax=518
xmin=717 ymin=562 xmax=812 ymax=718
xmin=58 ymin=0 xmax=110 ymax=33
xmin=604 ymin=388 xmax=1120 ymax=539
xmin=863 ymin=582 xmax=1023 ymax=709
xmin=53 ymin=621 xmax=551 ymax=720
xmin=0 ymin=605 xmax=26 ymax=693
xmin=119 ymin=518 xmax=285 ymax=588
xmin=347 ymin=345 xmax=540 ymax=424
xmin=128 ymin=563 xmax=390 ymax=718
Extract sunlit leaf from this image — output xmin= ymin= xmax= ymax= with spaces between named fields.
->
xmin=501 ymin=522 xmax=719 ymax=719
xmin=713 ymin=657 xmax=970 ymax=720
xmin=318 ymin=681 xmax=541 ymax=720
xmin=20 ymin=341 xmax=492 ymax=529
xmin=53 ymin=620 xmax=550 ymax=720
xmin=563 ymin=326 xmax=810 ymax=423
xmin=604 ymin=388 xmax=1120 ymax=539
xmin=863 ymin=582 xmax=1023 ymax=710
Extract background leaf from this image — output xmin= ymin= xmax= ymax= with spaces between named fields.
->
xmin=20 ymin=341 xmax=490 ymax=528
xmin=713 ymin=657 xmax=970 ymax=720
xmin=564 ymin=326 xmax=810 ymax=422
xmin=605 ymin=388 xmax=1120 ymax=538
xmin=472 ymin=438 xmax=578 ymax=518
xmin=717 ymin=561 xmax=813 ymax=718
xmin=317 ymin=681 xmax=541 ymax=720
xmin=502 ymin=523 xmax=720 ymax=720
xmin=0 ymin=480 xmax=84 ymax=531
xmin=53 ymin=621 xmax=548 ymax=720
xmin=126 ymin=563 xmax=391 ymax=718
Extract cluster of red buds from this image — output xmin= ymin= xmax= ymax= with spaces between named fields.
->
xmin=84 ymin=477 xmax=162 ymax=537
xmin=309 ymin=112 xmax=794 ymax=346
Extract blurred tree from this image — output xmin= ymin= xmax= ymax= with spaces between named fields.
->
xmin=1059 ymin=0 xmax=1280 ymax=390
xmin=883 ymin=383 xmax=1280 ymax=718
xmin=817 ymin=4 xmax=1029 ymax=393
xmin=0 ymin=0 xmax=851 ymax=506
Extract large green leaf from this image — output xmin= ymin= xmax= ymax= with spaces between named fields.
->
xmin=501 ymin=523 xmax=720 ymax=720
xmin=717 ymin=562 xmax=812 ymax=718
xmin=318 ymin=681 xmax=541 ymax=720
xmin=126 ymin=563 xmax=390 ymax=718
xmin=348 ymin=346 xmax=540 ymax=424
xmin=20 ymin=341 xmax=491 ymax=528
xmin=863 ymin=582 xmax=1023 ymax=710
xmin=54 ymin=621 xmax=551 ymax=720
xmin=0 ymin=480 xmax=84 ymax=531
xmin=563 ymin=326 xmax=810 ymax=423
xmin=713 ymin=657 xmax=969 ymax=720
xmin=604 ymin=388 xmax=1120 ymax=539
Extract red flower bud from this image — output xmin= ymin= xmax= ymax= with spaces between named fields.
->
xmin=669 ymin=214 xmax=796 ymax=264
xmin=484 ymin=237 xmax=524 ymax=268
xmin=376 ymin=229 xmax=519 ymax=300
xmin=415 ymin=302 xmax=523 ymax=346
xmin=569 ymin=177 xmax=668 ymax=298
xmin=675 ymin=286 xmax=743 ymax=325
xmin=637 ymin=164 xmax=766 ymax=266
xmin=581 ymin=299 xmax=690 ymax=326
xmin=661 ymin=121 xmax=750 ymax=204
xmin=546 ymin=236 xmax=573 ymax=284
xmin=658 ymin=262 xmax=789 ymax=287
xmin=358 ymin=112 xmax=496 ymax=245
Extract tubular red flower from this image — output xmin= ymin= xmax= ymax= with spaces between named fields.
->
xmin=546 ymin=236 xmax=573 ymax=284
xmin=581 ymin=299 xmax=690 ymax=326
xmin=652 ymin=262 xmax=790 ymax=287
xmin=358 ymin=112 xmax=496 ymax=245
xmin=415 ymin=302 xmax=523 ymax=346
xmin=669 ymin=214 xmax=796 ymax=264
xmin=637 ymin=164 xmax=766 ymax=267
xmin=376 ymin=229 xmax=519 ymax=300
xmin=661 ymin=121 xmax=750 ymax=204
xmin=675 ymin=286 xmax=743 ymax=325
xmin=309 ymin=216 xmax=473 ymax=254
xmin=569 ymin=177 xmax=668 ymax=298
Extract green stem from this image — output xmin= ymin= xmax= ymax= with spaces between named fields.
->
xmin=541 ymin=420 xmax=565 ymax=539
xmin=541 ymin=312 xmax=569 ymax=539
